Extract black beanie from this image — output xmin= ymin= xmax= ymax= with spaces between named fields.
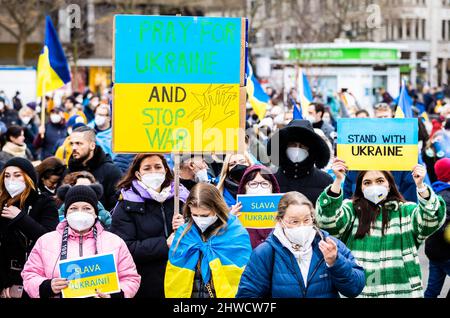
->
xmin=3 ymin=157 xmax=37 ymax=185
xmin=58 ymin=184 xmax=103 ymax=216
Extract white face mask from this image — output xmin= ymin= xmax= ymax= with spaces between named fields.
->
xmin=21 ymin=116 xmax=32 ymax=124
xmin=246 ymin=185 xmax=272 ymax=195
xmin=5 ymin=180 xmax=26 ymax=197
xmin=306 ymin=115 xmax=317 ymax=124
xmin=66 ymin=212 xmax=96 ymax=232
xmin=286 ymin=147 xmax=309 ymax=163
xmin=194 ymin=169 xmax=209 ymax=183
xmin=0 ymin=101 xmax=4 ymax=110
xmin=75 ymin=96 xmax=83 ymax=104
xmin=363 ymin=185 xmax=389 ymax=205
xmin=192 ymin=215 xmax=218 ymax=233
xmin=94 ymin=115 xmax=107 ymax=127
xmin=283 ymin=224 xmax=317 ymax=249
xmin=50 ymin=114 xmax=61 ymax=124
xmin=141 ymin=172 xmax=166 ymax=190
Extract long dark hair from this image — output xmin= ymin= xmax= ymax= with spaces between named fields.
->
xmin=352 ymin=170 xmax=405 ymax=239
xmin=116 ymin=154 xmax=174 ymax=190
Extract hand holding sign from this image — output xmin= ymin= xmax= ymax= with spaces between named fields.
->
xmin=331 ymin=158 xmax=348 ymax=181
xmin=411 ymin=164 xmax=426 ymax=187
xmin=51 ymin=278 xmax=69 ymax=294
xmin=230 ymin=202 xmax=242 ymax=217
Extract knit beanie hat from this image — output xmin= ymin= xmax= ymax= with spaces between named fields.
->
xmin=57 ymin=184 xmax=103 ymax=216
xmin=3 ymin=157 xmax=37 ymax=185
xmin=434 ymin=158 xmax=450 ymax=183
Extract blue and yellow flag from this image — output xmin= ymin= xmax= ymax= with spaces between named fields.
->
xmin=246 ymin=61 xmax=269 ymax=120
xmin=297 ymin=67 xmax=313 ymax=114
xmin=36 ymin=16 xmax=71 ymax=97
xmin=394 ymin=80 xmax=413 ymax=118
xmin=165 ymin=214 xmax=252 ymax=298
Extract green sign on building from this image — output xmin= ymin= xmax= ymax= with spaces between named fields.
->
xmin=288 ymin=48 xmax=399 ymax=61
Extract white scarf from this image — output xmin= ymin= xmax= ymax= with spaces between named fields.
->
xmin=2 ymin=141 xmax=27 ymax=158
xmin=274 ymin=223 xmax=313 ymax=286
xmin=137 ymin=180 xmax=172 ymax=203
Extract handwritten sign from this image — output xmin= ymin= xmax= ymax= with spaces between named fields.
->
xmin=236 ymin=194 xmax=283 ymax=229
xmin=113 ymin=15 xmax=247 ymax=153
xmin=337 ymin=118 xmax=418 ymax=171
xmin=58 ymin=253 xmax=120 ymax=298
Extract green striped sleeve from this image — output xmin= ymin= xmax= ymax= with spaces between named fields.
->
xmin=408 ymin=185 xmax=446 ymax=245
xmin=315 ymin=185 xmax=356 ymax=238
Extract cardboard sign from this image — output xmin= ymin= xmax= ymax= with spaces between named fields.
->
xmin=58 ymin=253 xmax=120 ymax=298
xmin=337 ymin=118 xmax=418 ymax=171
xmin=236 ymin=194 xmax=283 ymax=229
xmin=113 ymin=15 xmax=247 ymax=153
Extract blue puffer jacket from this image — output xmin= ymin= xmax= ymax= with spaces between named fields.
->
xmin=236 ymin=230 xmax=365 ymax=298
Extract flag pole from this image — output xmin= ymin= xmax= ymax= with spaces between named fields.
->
xmin=40 ymin=82 xmax=46 ymax=138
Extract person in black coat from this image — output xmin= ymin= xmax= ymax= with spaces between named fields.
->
xmin=424 ymin=158 xmax=450 ymax=298
xmin=267 ymin=119 xmax=333 ymax=204
xmin=67 ymin=126 xmax=122 ymax=211
xmin=33 ymin=107 xmax=67 ymax=160
xmin=0 ymin=158 xmax=59 ymax=298
xmin=110 ymin=154 xmax=189 ymax=298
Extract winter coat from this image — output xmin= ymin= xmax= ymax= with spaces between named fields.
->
xmin=0 ymin=190 xmax=59 ymax=291
xmin=236 ymin=231 xmax=365 ymax=298
xmin=343 ymin=170 xmax=418 ymax=203
xmin=113 ymin=154 xmax=135 ymax=174
xmin=33 ymin=122 xmax=67 ymax=159
xmin=275 ymin=161 xmax=334 ymax=204
xmin=425 ymin=181 xmax=450 ymax=261
xmin=21 ymin=221 xmax=141 ymax=298
xmin=111 ymin=180 xmax=189 ymax=298
xmin=68 ymin=146 xmax=122 ymax=211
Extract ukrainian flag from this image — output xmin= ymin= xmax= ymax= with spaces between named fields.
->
xmin=36 ymin=16 xmax=71 ymax=97
xmin=165 ymin=214 xmax=252 ymax=298
xmin=297 ymin=67 xmax=313 ymax=114
xmin=246 ymin=61 xmax=269 ymax=120
xmin=394 ymin=80 xmax=413 ymax=118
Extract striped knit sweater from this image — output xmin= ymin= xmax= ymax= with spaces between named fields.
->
xmin=316 ymin=185 xmax=446 ymax=298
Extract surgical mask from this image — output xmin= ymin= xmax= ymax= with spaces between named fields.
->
xmin=306 ymin=115 xmax=317 ymax=124
xmin=246 ymin=185 xmax=272 ymax=195
xmin=286 ymin=147 xmax=309 ymax=163
xmin=363 ymin=185 xmax=389 ymax=205
xmin=5 ymin=180 xmax=26 ymax=197
xmin=0 ymin=102 xmax=4 ymax=110
xmin=50 ymin=114 xmax=61 ymax=124
xmin=21 ymin=116 xmax=32 ymax=124
xmin=91 ymin=99 xmax=99 ymax=107
xmin=283 ymin=224 xmax=316 ymax=249
xmin=192 ymin=215 xmax=218 ymax=233
xmin=141 ymin=172 xmax=166 ymax=190
xmin=94 ymin=115 xmax=107 ymax=127
xmin=67 ymin=212 xmax=96 ymax=232
xmin=194 ymin=169 xmax=209 ymax=183
xmin=75 ymin=96 xmax=83 ymax=104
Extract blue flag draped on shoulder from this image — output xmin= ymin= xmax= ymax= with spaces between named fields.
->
xmin=246 ymin=61 xmax=269 ymax=120
xmin=165 ymin=214 xmax=252 ymax=298
xmin=36 ymin=16 xmax=71 ymax=97
xmin=394 ymin=80 xmax=413 ymax=118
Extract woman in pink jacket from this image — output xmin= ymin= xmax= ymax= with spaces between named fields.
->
xmin=21 ymin=185 xmax=141 ymax=298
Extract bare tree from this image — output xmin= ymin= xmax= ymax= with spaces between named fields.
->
xmin=0 ymin=0 xmax=64 ymax=65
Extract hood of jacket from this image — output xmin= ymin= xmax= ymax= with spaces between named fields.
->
xmin=120 ymin=179 xmax=189 ymax=203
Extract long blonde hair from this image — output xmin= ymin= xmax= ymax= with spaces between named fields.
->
xmin=173 ymin=183 xmax=230 ymax=253
xmin=0 ymin=169 xmax=36 ymax=210
xmin=216 ymin=152 xmax=253 ymax=193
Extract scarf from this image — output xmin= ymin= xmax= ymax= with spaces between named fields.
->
xmin=137 ymin=180 xmax=172 ymax=203
xmin=2 ymin=141 xmax=27 ymax=158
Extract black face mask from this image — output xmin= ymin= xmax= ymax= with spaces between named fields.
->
xmin=229 ymin=164 xmax=248 ymax=183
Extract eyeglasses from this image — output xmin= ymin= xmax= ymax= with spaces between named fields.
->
xmin=247 ymin=181 xmax=272 ymax=189
xmin=229 ymin=159 xmax=247 ymax=168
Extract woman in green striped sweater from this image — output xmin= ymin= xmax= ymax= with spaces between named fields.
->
xmin=316 ymin=158 xmax=446 ymax=298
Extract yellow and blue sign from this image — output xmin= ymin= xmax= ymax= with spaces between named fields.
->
xmin=113 ymin=15 xmax=247 ymax=153
xmin=337 ymin=118 xmax=418 ymax=171
xmin=58 ymin=253 xmax=120 ymax=298
xmin=236 ymin=194 xmax=283 ymax=229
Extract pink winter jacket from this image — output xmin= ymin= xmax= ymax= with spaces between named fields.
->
xmin=21 ymin=221 xmax=141 ymax=298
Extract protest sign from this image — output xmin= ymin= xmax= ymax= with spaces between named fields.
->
xmin=236 ymin=194 xmax=283 ymax=229
xmin=337 ymin=118 xmax=418 ymax=171
xmin=113 ymin=15 xmax=247 ymax=153
xmin=58 ymin=253 xmax=120 ymax=298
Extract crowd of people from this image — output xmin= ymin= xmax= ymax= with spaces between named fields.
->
xmin=0 ymin=83 xmax=448 ymax=299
